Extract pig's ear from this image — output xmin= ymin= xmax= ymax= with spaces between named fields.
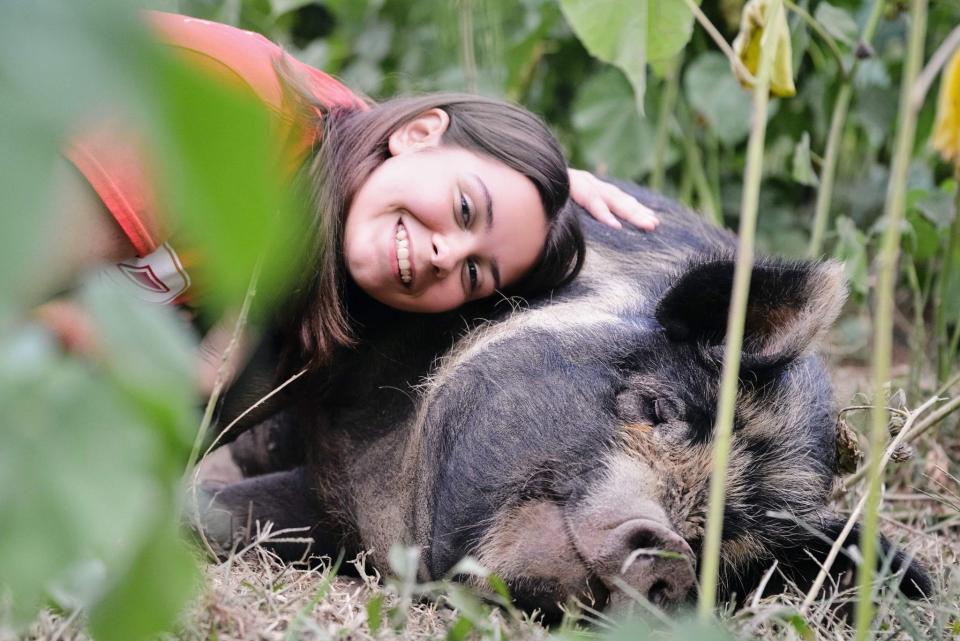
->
xmin=655 ymin=258 xmax=847 ymax=370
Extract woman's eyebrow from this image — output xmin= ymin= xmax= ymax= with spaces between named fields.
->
xmin=470 ymin=173 xmax=494 ymax=231
xmin=468 ymin=173 xmax=500 ymax=289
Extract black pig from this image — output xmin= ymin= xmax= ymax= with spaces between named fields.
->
xmin=197 ymin=184 xmax=931 ymax=614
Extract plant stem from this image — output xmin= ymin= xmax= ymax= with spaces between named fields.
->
xmin=458 ymin=0 xmax=478 ymax=93
xmin=678 ymin=101 xmax=721 ymax=225
xmin=696 ymin=0 xmax=781 ymax=621
xmin=807 ymin=0 xmax=886 ymax=257
xmin=936 ymin=184 xmax=960 ymax=383
xmin=910 ymin=23 xmax=960 ymax=111
xmin=808 ymin=85 xmax=852 ymax=256
xmin=856 ymin=0 xmax=927 ymax=637
xmin=185 ymin=260 xmax=261 ymax=474
xmin=652 ymin=57 xmax=681 ymax=192
xmin=682 ymin=0 xmax=756 ymax=84
xmin=904 ymin=260 xmax=928 ymax=401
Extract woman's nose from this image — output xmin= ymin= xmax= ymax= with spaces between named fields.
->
xmin=430 ymin=234 xmax=466 ymax=278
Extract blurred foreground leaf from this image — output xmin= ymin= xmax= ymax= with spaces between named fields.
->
xmin=0 ymin=0 xmax=151 ymax=317
xmin=0 ymin=280 xmax=199 ymax=635
xmin=149 ymin=53 xmax=305 ymax=318
xmin=89 ymin=517 xmax=200 ymax=641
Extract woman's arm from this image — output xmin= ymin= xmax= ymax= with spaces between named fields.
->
xmin=567 ymin=168 xmax=660 ymax=231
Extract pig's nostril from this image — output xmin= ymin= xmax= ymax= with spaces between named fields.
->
xmin=648 ymin=579 xmax=670 ymax=606
xmin=628 ymin=530 xmax=660 ymax=551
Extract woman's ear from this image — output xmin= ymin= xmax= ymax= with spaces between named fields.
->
xmin=388 ymin=108 xmax=450 ymax=156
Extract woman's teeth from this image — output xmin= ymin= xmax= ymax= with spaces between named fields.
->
xmin=396 ymin=225 xmax=411 ymax=284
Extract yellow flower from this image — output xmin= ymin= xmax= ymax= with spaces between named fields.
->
xmin=732 ymin=0 xmax=797 ymax=98
xmin=933 ymin=48 xmax=960 ymax=167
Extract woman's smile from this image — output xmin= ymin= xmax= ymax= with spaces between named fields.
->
xmin=395 ymin=220 xmax=414 ymax=288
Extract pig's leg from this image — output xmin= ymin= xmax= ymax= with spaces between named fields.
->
xmin=193 ymin=466 xmax=341 ymax=563
xmin=196 ymin=411 xmax=305 ymax=486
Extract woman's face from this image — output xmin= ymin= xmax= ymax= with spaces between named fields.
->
xmin=343 ymin=109 xmax=548 ymax=313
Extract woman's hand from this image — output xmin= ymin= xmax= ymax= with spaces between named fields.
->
xmin=567 ymin=168 xmax=659 ymax=231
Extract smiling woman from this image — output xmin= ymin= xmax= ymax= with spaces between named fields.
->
xmin=287 ymin=89 xmax=590 ymax=366
xmin=344 ymin=109 xmax=548 ymax=312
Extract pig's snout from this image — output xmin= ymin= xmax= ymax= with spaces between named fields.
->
xmin=575 ymin=518 xmax=696 ymax=610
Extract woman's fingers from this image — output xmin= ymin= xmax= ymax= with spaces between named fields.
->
xmin=586 ymin=194 xmax=622 ymax=229
xmin=567 ymin=168 xmax=660 ymax=231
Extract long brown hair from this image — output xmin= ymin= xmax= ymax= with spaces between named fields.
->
xmin=279 ymin=67 xmax=584 ymax=368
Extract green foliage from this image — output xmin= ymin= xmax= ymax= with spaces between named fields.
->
xmin=558 ymin=0 xmax=698 ymax=114
xmin=684 ymin=51 xmax=754 ymax=146
xmin=1 ymin=0 xmax=301 ymax=636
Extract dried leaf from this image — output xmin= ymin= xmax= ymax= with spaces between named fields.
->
xmin=836 ymin=415 xmax=864 ymax=474
xmin=933 ymin=48 xmax=960 ymax=167
xmin=731 ymin=0 xmax=796 ymax=97
xmin=891 ymin=443 xmax=914 ymax=463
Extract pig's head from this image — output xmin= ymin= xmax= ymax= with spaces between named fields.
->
xmin=402 ymin=253 xmax=931 ymax=615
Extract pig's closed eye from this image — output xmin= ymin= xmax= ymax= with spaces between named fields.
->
xmin=653 ymin=397 xmax=684 ymax=424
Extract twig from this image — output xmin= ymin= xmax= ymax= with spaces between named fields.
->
xmin=905 ymin=394 xmax=960 ymax=445
xmin=750 ymin=559 xmax=779 ymax=610
xmin=801 ymin=393 xmax=939 ymax=615
xmin=186 ymin=258 xmax=262 ymax=474
xmin=201 ymin=366 xmax=308 ymax=460
xmin=910 ymin=23 xmax=960 ymax=112
xmin=682 ymin=0 xmax=756 ymax=84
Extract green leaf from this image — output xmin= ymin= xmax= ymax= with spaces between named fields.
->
xmin=792 ymin=132 xmax=819 ymax=186
xmin=0 ymin=330 xmax=160 ymax=624
xmin=82 ymin=279 xmax=198 ymax=460
xmin=442 ymin=584 xmax=490 ymax=625
xmin=684 ymin=51 xmax=753 ymax=146
xmin=914 ymin=187 xmax=957 ymax=229
xmin=445 ymin=616 xmax=475 ymax=641
xmin=487 ymin=574 xmax=512 ymax=603
xmin=813 ymin=2 xmax=858 ymax=46
xmin=834 ymin=215 xmax=870 ymax=296
xmin=446 ymin=556 xmax=490 ymax=579
xmin=559 ymin=0 xmax=697 ymax=114
xmin=779 ymin=611 xmax=816 ymax=640
xmin=387 ymin=545 xmax=420 ymax=585
xmin=366 ymin=594 xmax=384 ymax=634
xmin=904 ymin=210 xmax=940 ymax=262
xmin=149 ymin=52 xmax=305 ymax=318
xmin=89 ymin=517 xmax=199 ymax=641
xmin=572 ymin=68 xmax=660 ymax=179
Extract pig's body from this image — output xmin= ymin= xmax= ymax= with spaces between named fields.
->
xmin=200 ymin=184 xmax=930 ymax=613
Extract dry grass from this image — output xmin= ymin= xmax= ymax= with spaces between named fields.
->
xmin=20 ymin=464 xmax=960 ymax=641
xmin=17 ymin=356 xmax=960 ymax=641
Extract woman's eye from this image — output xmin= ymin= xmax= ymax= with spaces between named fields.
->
xmin=459 ymin=193 xmax=472 ymax=226
xmin=467 ymin=260 xmax=479 ymax=291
